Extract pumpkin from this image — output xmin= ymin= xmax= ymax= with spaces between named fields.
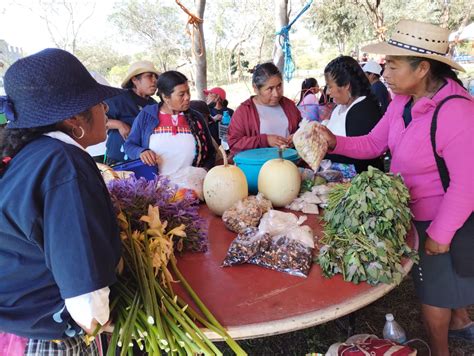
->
xmin=203 ymin=146 xmax=248 ymax=216
xmin=258 ymin=148 xmax=301 ymax=207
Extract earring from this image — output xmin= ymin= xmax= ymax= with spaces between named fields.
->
xmin=72 ymin=126 xmax=85 ymax=139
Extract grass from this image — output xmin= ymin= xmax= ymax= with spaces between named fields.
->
xmin=215 ymin=276 xmax=474 ymax=355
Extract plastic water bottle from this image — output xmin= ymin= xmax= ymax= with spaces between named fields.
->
xmin=219 ymin=111 xmax=231 ymax=150
xmin=221 ymin=110 xmax=231 ymax=125
xmin=383 ymin=313 xmax=407 ymax=344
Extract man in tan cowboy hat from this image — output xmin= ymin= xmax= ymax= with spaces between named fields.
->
xmin=104 ymin=60 xmax=159 ymax=165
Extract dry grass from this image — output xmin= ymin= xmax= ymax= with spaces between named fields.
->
xmin=216 ymin=277 xmax=474 ymax=355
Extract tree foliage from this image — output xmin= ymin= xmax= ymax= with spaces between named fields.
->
xmin=307 ymin=0 xmax=473 ymax=56
xmin=109 ymin=0 xmax=190 ymax=72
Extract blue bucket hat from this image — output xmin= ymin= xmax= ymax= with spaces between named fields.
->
xmin=1 ymin=48 xmax=124 ymax=129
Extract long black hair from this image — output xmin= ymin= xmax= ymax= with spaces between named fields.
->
xmin=324 ymin=56 xmax=372 ymax=98
xmin=298 ymin=78 xmax=318 ymax=105
xmin=156 ymin=70 xmax=188 ymax=101
xmin=250 ymin=62 xmax=282 ymax=89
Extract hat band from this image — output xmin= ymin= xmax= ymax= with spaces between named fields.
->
xmin=388 ymin=39 xmax=446 ymax=56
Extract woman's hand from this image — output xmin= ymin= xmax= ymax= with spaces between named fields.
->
xmin=140 ymin=150 xmax=159 ymax=166
xmin=212 ymin=114 xmax=222 ymax=122
xmin=267 ymin=135 xmax=288 ymax=148
xmin=286 ymin=134 xmax=294 ymax=147
xmin=118 ymin=122 xmax=131 ymax=140
xmin=425 ymin=235 xmax=450 ymax=255
xmin=76 ymin=318 xmax=112 ymax=336
xmin=318 ymin=125 xmax=337 ymax=150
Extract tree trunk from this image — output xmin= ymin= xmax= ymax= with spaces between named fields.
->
xmin=273 ymin=0 xmax=289 ymax=73
xmin=193 ymin=0 xmax=207 ymax=101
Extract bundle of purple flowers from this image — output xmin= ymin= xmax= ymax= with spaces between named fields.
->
xmin=107 ymin=175 xmax=208 ymax=252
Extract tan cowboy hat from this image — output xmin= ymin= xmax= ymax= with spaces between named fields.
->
xmin=362 ymin=20 xmax=465 ymax=72
xmin=121 ymin=60 xmax=160 ymax=88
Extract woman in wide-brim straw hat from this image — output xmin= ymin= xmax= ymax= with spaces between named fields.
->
xmin=0 ymin=48 xmax=124 ymax=355
xmin=319 ymin=20 xmax=474 ymax=354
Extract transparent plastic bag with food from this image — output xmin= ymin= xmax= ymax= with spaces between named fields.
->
xmin=249 ymin=225 xmax=314 ymax=277
xmin=222 ymin=193 xmax=273 ymax=233
xmin=251 ymin=210 xmax=315 ymax=277
xmin=222 ymin=227 xmax=272 ymax=266
xmin=293 ymin=119 xmax=329 ymax=172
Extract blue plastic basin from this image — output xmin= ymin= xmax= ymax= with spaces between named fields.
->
xmin=233 ymin=148 xmax=299 ymax=194
xmin=112 ymin=159 xmax=158 ymax=181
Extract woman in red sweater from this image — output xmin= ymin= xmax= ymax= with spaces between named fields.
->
xmin=227 ymin=63 xmax=301 ymax=155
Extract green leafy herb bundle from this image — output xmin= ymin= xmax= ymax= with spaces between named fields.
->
xmin=317 ymin=166 xmax=418 ymax=285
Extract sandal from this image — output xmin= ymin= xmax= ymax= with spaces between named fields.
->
xmin=448 ymin=322 xmax=474 ymax=342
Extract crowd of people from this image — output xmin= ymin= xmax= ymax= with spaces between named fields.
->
xmin=0 ymin=18 xmax=472 ymax=356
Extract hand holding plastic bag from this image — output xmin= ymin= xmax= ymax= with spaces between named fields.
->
xmin=293 ymin=119 xmax=328 ymax=171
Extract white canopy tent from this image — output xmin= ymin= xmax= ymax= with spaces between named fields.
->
xmin=449 ymin=22 xmax=474 ymax=42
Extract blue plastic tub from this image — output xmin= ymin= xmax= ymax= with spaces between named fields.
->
xmin=112 ymin=159 xmax=158 ymax=181
xmin=233 ymin=147 xmax=299 ymax=194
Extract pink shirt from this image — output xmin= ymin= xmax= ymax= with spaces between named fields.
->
xmin=332 ymin=78 xmax=474 ymax=244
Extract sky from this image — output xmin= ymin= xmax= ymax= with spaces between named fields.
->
xmin=0 ymin=0 xmax=119 ymax=55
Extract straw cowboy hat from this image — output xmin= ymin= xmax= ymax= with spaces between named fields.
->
xmin=121 ymin=60 xmax=160 ymax=88
xmin=362 ymin=19 xmax=465 ymax=72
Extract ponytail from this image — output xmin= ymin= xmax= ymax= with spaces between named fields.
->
xmin=0 ymin=124 xmax=57 ymax=173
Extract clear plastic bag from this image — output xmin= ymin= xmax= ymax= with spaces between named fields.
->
xmin=293 ymin=119 xmax=329 ymax=172
xmin=222 ymin=227 xmax=271 ymax=266
xmin=253 ymin=211 xmax=315 ymax=277
xmin=249 ymin=233 xmax=313 ymax=277
xmin=258 ymin=210 xmax=307 ymax=236
xmin=167 ymin=166 xmax=207 ymax=200
xmin=316 ymin=159 xmax=344 ymax=183
xmin=222 ymin=193 xmax=272 ymax=233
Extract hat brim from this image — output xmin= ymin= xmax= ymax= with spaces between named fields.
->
xmin=362 ymin=42 xmax=465 ymax=72
xmin=7 ymin=84 xmax=125 ymax=129
xmin=121 ymin=68 xmax=160 ymax=88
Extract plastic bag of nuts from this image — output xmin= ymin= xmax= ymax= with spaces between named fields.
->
xmin=249 ymin=225 xmax=314 ymax=277
xmin=222 ymin=227 xmax=271 ymax=266
xmin=222 ymin=193 xmax=272 ymax=233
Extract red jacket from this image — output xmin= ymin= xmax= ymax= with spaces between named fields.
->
xmin=228 ymin=96 xmax=301 ymax=154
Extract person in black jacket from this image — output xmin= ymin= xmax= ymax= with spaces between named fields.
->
xmin=324 ymin=55 xmax=384 ymax=173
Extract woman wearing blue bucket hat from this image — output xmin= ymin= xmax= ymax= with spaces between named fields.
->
xmin=0 ymin=48 xmax=124 ymax=355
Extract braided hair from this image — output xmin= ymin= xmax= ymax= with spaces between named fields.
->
xmin=324 ymin=56 xmax=372 ymax=98
xmin=156 ymin=70 xmax=188 ymax=101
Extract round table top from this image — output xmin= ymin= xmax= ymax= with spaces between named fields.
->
xmin=174 ymin=206 xmax=418 ymax=341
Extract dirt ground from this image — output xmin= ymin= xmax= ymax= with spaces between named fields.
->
xmin=216 ymin=277 xmax=474 ymax=355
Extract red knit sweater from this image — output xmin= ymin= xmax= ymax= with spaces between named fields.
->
xmin=227 ymin=96 xmax=301 ymax=155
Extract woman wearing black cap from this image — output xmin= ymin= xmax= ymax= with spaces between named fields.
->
xmin=0 ymin=48 xmax=124 ymax=355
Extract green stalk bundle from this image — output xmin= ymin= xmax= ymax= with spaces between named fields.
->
xmin=107 ymin=205 xmax=247 ymax=356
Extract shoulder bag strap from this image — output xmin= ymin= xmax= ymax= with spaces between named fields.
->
xmin=430 ymin=94 xmax=470 ymax=192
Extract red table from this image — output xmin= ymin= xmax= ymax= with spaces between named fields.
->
xmin=175 ymin=206 xmax=418 ymax=340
